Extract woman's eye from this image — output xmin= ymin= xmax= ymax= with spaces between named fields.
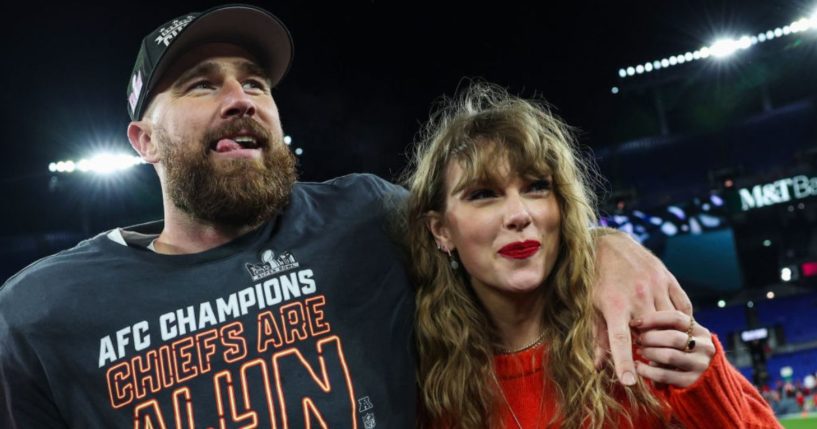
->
xmin=465 ymin=189 xmax=496 ymax=200
xmin=528 ymin=179 xmax=552 ymax=193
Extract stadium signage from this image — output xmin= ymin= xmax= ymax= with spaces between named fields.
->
xmin=740 ymin=327 xmax=768 ymax=342
xmin=737 ymin=174 xmax=817 ymax=211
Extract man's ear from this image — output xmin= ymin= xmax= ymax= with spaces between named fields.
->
xmin=426 ymin=210 xmax=454 ymax=252
xmin=127 ymin=121 xmax=159 ymax=164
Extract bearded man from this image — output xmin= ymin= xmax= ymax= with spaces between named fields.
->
xmin=0 ymin=4 xmax=691 ymax=428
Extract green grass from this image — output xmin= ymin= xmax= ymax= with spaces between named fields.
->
xmin=780 ymin=413 xmax=817 ymax=429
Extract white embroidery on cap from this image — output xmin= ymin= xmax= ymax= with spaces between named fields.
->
xmin=154 ymin=15 xmax=195 ymax=47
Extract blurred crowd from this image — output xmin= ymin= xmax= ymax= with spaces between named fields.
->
xmin=762 ymin=373 xmax=817 ymax=415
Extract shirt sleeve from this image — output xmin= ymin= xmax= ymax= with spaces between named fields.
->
xmin=0 ymin=285 xmax=68 ymax=428
xmin=660 ymin=334 xmax=782 ymax=429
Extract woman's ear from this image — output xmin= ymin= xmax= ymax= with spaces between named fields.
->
xmin=426 ymin=210 xmax=454 ymax=252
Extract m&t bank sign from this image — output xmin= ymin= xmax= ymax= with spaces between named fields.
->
xmin=737 ymin=174 xmax=817 ymax=211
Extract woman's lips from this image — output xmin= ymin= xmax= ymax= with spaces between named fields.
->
xmin=498 ymin=240 xmax=541 ymax=259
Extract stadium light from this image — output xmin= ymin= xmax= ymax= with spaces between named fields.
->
xmin=615 ymin=10 xmax=817 ymax=80
xmin=49 ymin=153 xmax=145 ymax=175
xmin=710 ymin=38 xmax=742 ymax=58
xmin=781 ymin=267 xmax=792 ymax=282
xmin=717 ymin=300 xmax=726 ymax=308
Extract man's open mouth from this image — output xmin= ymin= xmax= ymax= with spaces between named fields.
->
xmin=211 ymin=134 xmax=264 ymax=153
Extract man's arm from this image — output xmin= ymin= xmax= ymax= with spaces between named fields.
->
xmin=592 ymin=228 xmax=692 ymax=386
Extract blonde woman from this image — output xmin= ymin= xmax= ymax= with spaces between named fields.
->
xmin=403 ymin=82 xmax=780 ymax=428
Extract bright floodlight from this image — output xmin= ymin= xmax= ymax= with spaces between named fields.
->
xmin=710 ymin=38 xmax=740 ymax=58
xmin=283 ymin=135 xmax=292 ymax=145
xmin=766 ymin=291 xmax=775 ymax=299
xmin=611 ymin=86 xmax=620 ymax=94
xmin=294 ymin=148 xmax=303 ymax=156
xmin=636 ymin=65 xmax=644 ymax=74
xmin=717 ymin=300 xmax=726 ymax=308
xmin=616 ymin=12 xmax=817 ymax=79
xmin=49 ymin=153 xmax=144 ymax=175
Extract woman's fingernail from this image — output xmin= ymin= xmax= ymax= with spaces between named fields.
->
xmin=630 ymin=319 xmax=642 ymax=327
xmin=622 ymin=372 xmax=636 ymax=386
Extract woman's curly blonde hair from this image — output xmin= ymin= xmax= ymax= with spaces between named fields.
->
xmin=401 ymin=81 xmax=667 ymax=428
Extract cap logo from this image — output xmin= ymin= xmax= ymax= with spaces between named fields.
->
xmin=128 ymin=70 xmax=143 ymax=113
xmin=154 ymin=15 xmax=195 ymax=47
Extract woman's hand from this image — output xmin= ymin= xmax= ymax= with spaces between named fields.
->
xmin=631 ymin=310 xmax=716 ymax=388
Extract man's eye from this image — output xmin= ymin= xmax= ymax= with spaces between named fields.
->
xmin=189 ymin=80 xmax=214 ymax=91
xmin=243 ymin=79 xmax=269 ymax=91
xmin=465 ymin=189 xmax=496 ymax=201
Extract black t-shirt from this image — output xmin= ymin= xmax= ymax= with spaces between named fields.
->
xmin=0 ymin=174 xmax=415 ymax=428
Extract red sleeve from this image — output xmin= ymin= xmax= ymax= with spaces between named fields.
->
xmin=660 ymin=335 xmax=782 ymax=428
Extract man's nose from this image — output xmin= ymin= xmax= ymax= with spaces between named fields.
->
xmin=219 ymin=80 xmax=256 ymax=118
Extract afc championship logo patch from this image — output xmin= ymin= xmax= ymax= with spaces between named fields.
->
xmin=245 ymin=249 xmax=300 ymax=281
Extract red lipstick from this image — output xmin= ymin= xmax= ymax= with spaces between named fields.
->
xmin=498 ymin=240 xmax=541 ymax=259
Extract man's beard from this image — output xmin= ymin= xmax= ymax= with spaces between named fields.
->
xmin=157 ymin=118 xmax=297 ymax=228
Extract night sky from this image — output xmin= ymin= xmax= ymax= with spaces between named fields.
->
xmin=1 ymin=0 xmax=812 ymax=237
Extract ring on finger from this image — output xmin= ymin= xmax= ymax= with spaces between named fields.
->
xmin=683 ymin=316 xmax=696 ymax=353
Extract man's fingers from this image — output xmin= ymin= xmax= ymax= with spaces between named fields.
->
xmin=668 ymin=275 xmax=692 ymax=316
xmin=654 ymin=292 xmax=674 ymax=313
xmin=607 ymin=326 xmax=637 ymax=386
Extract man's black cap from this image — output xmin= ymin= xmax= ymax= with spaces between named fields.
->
xmin=126 ymin=4 xmax=293 ymax=120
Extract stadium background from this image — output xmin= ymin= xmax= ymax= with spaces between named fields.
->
xmin=1 ymin=1 xmax=815 ymax=425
